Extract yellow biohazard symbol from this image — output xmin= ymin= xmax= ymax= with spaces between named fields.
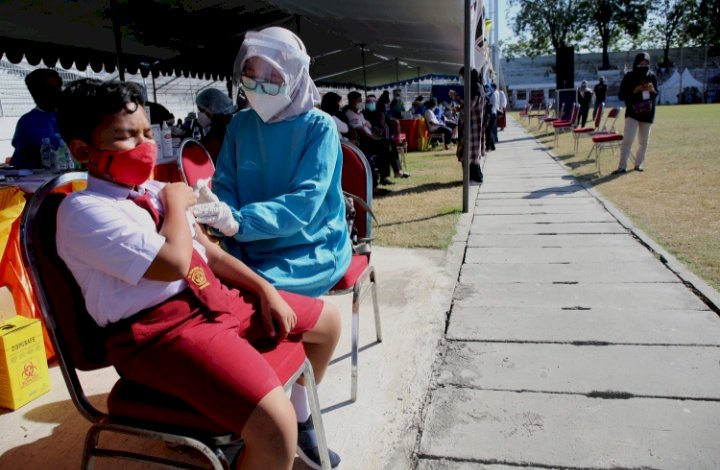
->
xmin=188 ymin=266 xmax=210 ymax=290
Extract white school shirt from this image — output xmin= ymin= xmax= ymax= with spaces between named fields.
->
xmin=345 ymin=109 xmax=373 ymax=137
xmin=56 ymin=175 xmax=206 ymax=326
xmin=423 ymin=108 xmax=443 ymax=131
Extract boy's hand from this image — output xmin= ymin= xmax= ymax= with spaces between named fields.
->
xmin=161 ymin=182 xmax=197 ymax=210
xmin=192 ymin=201 xmax=239 ymax=236
xmin=260 ymin=289 xmax=297 ymax=339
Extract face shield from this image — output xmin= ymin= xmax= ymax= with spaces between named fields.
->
xmin=233 ymin=27 xmax=318 ymax=123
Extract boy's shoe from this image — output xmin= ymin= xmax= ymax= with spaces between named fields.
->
xmin=219 ymin=440 xmax=245 ymax=468
xmin=634 ymin=166 xmax=644 ymax=172
xmin=297 ymin=416 xmax=341 ymax=469
xmin=380 ymin=177 xmax=395 ymax=185
xmin=611 ymin=168 xmax=627 ymax=175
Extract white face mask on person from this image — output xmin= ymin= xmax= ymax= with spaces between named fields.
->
xmin=244 ymin=87 xmax=292 ymax=123
xmin=197 ymin=112 xmax=211 ymax=130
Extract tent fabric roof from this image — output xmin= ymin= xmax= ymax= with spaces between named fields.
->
xmin=0 ymin=0 xmax=470 ymax=88
xmin=658 ymin=68 xmax=704 ymax=104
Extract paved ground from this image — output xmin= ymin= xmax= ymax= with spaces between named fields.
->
xmin=1 ymin=118 xmax=719 ymax=470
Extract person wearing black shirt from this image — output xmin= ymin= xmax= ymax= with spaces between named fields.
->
xmin=612 ymin=52 xmax=658 ymax=174
xmin=593 ymin=77 xmax=607 ymax=119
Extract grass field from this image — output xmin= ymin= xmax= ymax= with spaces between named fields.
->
xmin=372 ymin=146 xmax=464 ymax=249
xmin=512 ymin=104 xmax=720 ymax=291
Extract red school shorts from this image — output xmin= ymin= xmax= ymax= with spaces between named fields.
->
xmin=105 ymin=285 xmax=323 ymax=434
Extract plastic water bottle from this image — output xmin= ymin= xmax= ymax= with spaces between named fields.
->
xmin=40 ymin=137 xmax=54 ymax=171
xmin=54 ymin=134 xmax=70 ymax=172
xmin=161 ymin=122 xmax=173 ymax=159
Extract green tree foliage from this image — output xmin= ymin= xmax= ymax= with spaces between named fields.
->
xmin=649 ymin=0 xmax=690 ymax=67
xmin=583 ymin=0 xmax=651 ymax=70
xmin=510 ymin=0 xmax=586 ymax=55
xmin=683 ymin=0 xmax=720 ymax=49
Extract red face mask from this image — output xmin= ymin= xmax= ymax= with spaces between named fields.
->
xmin=87 ymin=141 xmax=158 ymax=187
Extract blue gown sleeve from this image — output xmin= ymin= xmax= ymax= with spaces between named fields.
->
xmin=214 ymin=115 xmax=342 ymax=243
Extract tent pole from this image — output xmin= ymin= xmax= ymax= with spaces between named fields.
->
xmin=360 ymin=44 xmax=368 ymax=99
xmin=462 ymin=0 xmax=472 ymax=213
xmin=151 ymin=72 xmax=157 ymax=102
xmin=110 ymin=0 xmax=125 ymax=81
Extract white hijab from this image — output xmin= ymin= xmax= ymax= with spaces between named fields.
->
xmin=233 ymin=27 xmax=320 ymax=123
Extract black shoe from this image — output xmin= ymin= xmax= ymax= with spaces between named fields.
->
xmin=380 ymin=177 xmax=395 ymax=185
xmin=611 ymin=168 xmax=627 ymax=175
xmin=470 ymin=163 xmax=483 ymax=183
xmin=219 ymin=440 xmax=245 ymax=468
xmin=297 ymin=416 xmax=341 ymax=469
xmin=634 ymin=166 xmax=644 ymax=172
xmin=373 ymin=187 xmax=391 ymax=197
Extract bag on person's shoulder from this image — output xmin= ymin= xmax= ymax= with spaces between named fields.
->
xmin=343 ymin=191 xmax=379 ymax=256
xmin=631 ymin=99 xmax=652 ymax=115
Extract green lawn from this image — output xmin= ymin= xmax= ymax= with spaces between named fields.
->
xmin=513 ymin=103 xmax=720 ymax=291
xmin=372 ymin=146 xmax=463 ymax=249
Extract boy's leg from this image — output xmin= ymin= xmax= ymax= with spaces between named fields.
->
xmin=300 ymin=301 xmax=341 ymax=383
xmin=240 ymin=387 xmax=297 ymax=470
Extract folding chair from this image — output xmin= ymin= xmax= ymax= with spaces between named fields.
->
xmin=552 ymin=103 xmax=580 ymax=145
xmin=519 ymin=103 xmax=531 ymax=124
xmin=21 ymin=172 xmax=332 ymax=470
xmin=177 ymin=138 xmax=215 ymax=188
xmin=572 ymin=102 xmax=604 ymax=154
xmin=541 ymin=102 xmax=565 ymax=133
xmin=585 ymin=108 xmax=625 ymax=175
xmin=327 ymin=143 xmax=381 ymax=402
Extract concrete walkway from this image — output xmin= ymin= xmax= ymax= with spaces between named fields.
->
xmin=415 ymin=119 xmax=720 ymax=469
xmin=2 ymin=118 xmax=719 ymax=470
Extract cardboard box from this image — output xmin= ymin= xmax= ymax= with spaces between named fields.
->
xmin=0 ymin=315 xmax=51 ymax=410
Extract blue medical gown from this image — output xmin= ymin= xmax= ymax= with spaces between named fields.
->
xmin=212 ymin=108 xmax=352 ymax=297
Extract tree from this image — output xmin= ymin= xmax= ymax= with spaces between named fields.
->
xmin=510 ymin=0 xmax=586 ymax=55
xmin=649 ymin=0 xmax=689 ymax=67
xmin=584 ymin=0 xmax=651 ymax=70
xmin=683 ymin=0 xmax=720 ymax=50
xmin=510 ymin=0 xmax=586 ymax=90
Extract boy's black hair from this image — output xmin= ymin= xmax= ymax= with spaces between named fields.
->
xmin=25 ymin=68 xmax=62 ymax=93
xmin=347 ymin=91 xmax=362 ymax=103
xmin=57 ymin=78 xmax=146 ymax=144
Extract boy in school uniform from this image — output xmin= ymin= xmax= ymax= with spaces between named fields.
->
xmin=55 ymin=78 xmax=341 ymax=470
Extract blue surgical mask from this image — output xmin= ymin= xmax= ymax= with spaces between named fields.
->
xmin=365 ymin=102 xmax=377 ymax=112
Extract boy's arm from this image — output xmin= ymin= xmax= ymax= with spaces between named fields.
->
xmin=143 ymin=182 xmax=197 ymax=281
xmin=195 ymin=226 xmax=297 ymax=338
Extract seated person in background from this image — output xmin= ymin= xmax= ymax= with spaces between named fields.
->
xmin=424 ymin=98 xmax=452 ymax=150
xmin=346 ymin=91 xmax=409 ymax=186
xmin=387 ymin=89 xmax=405 ymax=119
xmin=56 ymin=78 xmax=341 ymax=470
xmin=411 ymin=95 xmax=426 ymax=115
xmin=195 ymin=88 xmax=237 ymax=163
xmin=320 ymin=91 xmax=349 ymax=141
xmin=10 ymin=68 xmax=63 ymax=169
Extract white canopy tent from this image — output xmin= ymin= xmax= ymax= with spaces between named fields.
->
xmin=658 ymin=68 xmax=704 ymax=104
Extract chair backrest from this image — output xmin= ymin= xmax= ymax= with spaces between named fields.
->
xmin=603 ymin=106 xmax=622 ymax=132
xmin=340 ymin=142 xmax=373 ymax=241
xmin=593 ymin=102 xmax=605 ymax=128
xmin=20 ymin=172 xmax=110 ymax=418
xmin=177 ymin=138 xmax=215 ymax=188
xmin=556 ymin=102 xmax=565 ymax=119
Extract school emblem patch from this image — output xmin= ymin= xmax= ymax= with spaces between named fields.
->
xmin=188 ymin=266 xmax=210 ymax=290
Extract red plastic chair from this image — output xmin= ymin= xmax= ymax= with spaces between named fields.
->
xmin=177 ymin=138 xmax=215 ymax=188
xmin=21 ymin=172 xmax=332 ymax=470
xmin=572 ymin=101 xmax=604 ymax=153
xmin=326 ymin=142 xmax=381 ymax=402
xmin=552 ymin=103 xmax=580 ymax=145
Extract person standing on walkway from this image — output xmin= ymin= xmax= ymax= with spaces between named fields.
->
xmin=612 ymin=52 xmax=658 ymax=174
xmin=576 ymin=80 xmax=592 ymax=127
xmin=449 ymin=67 xmax=484 ymax=183
xmin=485 ymin=84 xmax=498 ymax=151
xmin=593 ymin=76 xmax=607 ymax=119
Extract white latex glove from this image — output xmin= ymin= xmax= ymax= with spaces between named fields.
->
xmin=192 ymin=202 xmax=239 ymax=237
xmin=194 ymin=178 xmax=220 ymax=204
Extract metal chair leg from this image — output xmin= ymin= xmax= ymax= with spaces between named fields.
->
xmin=351 ymin=283 xmax=360 ymax=403
xmin=369 ymin=268 xmax=381 ymax=343
xmin=303 ymin=359 xmax=331 ymax=470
